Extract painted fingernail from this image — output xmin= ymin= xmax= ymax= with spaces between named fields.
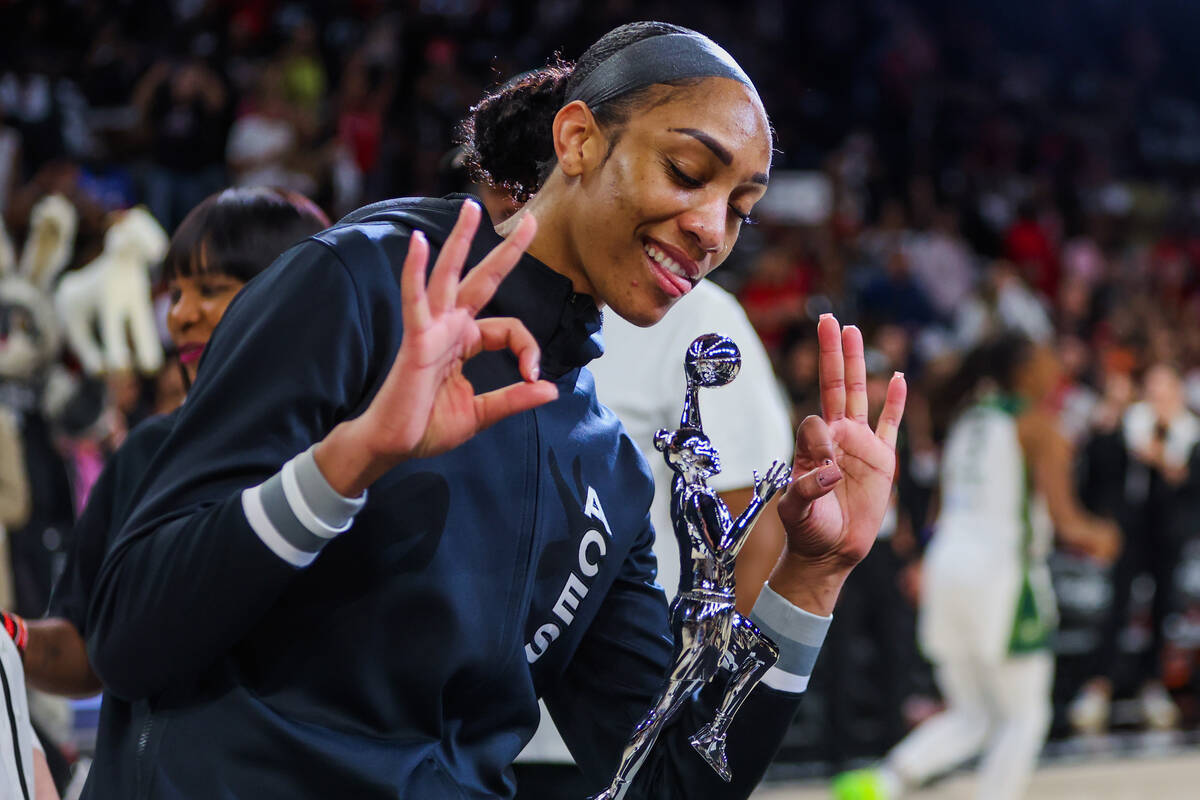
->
xmin=818 ymin=462 xmax=842 ymax=487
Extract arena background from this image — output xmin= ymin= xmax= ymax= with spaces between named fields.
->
xmin=4 ymin=0 xmax=1200 ymax=796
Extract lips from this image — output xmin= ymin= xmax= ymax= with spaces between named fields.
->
xmin=178 ymin=342 xmax=205 ymax=365
xmin=643 ymin=238 xmax=701 ymax=298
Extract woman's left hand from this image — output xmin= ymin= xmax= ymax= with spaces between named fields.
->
xmin=768 ymin=315 xmax=907 ymax=615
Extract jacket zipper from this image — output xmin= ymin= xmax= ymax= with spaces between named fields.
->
xmin=135 ymin=711 xmax=154 ymax=794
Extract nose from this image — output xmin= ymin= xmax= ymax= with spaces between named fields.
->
xmin=168 ymin=289 xmax=201 ymax=332
xmin=678 ymin=194 xmax=726 ymax=257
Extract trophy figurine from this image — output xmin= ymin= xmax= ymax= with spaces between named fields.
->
xmin=592 ymin=334 xmax=790 ymax=799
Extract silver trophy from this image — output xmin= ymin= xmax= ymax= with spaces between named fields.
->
xmin=592 ymin=334 xmax=790 ymax=799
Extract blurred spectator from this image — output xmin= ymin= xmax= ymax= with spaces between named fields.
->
xmin=738 ymin=241 xmax=814 ymax=356
xmin=856 ymin=248 xmax=937 ymax=331
xmin=954 ymin=261 xmax=1053 ymax=349
xmin=133 ymin=56 xmax=231 ymax=230
xmin=1070 ymin=363 xmax=1200 ymax=733
xmin=226 ymin=64 xmax=315 ymax=196
xmin=905 ymin=207 xmax=977 ymax=320
xmin=276 ymin=16 xmax=326 ymax=121
xmin=1005 ymin=201 xmax=1060 ymax=302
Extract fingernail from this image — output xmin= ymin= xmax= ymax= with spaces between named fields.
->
xmin=530 ymin=364 xmax=540 ymax=381
xmin=818 ymin=462 xmax=842 ymax=487
xmin=823 ymin=458 xmax=833 ymax=466
xmin=819 ymin=313 xmax=833 ymax=320
xmin=894 ymin=371 xmax=904 ymax=379
xmin=463 ymin=199 xmax=479 ymax=212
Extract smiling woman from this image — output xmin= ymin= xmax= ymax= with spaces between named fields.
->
xmin=77 ymin=20 xmax=905 ymax=800
xmin=462 ymin=23 xmax=772 ymax=326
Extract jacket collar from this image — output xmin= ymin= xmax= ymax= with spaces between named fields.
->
xmin=461 ymin=203 xmax=604 ymax=381
xmin=342 ymin=194 xmax=604 ymax=380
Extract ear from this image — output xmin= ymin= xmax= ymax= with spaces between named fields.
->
xmin=551 ymin=100 xmax=606 ymax=179
xmin=20 ymin=194 xmax=77 ymax=291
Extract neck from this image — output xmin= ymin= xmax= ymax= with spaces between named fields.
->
xmin=494 ymin=177 xmax=598 ymax=302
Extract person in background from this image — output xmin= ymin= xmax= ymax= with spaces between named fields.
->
xmin=1069 ymin=362 xmax=1200 ymax=733
xmin=834 ymin=334 xmax=1118 ymax=800
xmin=0 ymin=190 xmax=327 ymax=794
xmin=132 ymin=56 xmax=231 ymax=231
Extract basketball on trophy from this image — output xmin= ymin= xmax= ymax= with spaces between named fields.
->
xmin=684 ymin=333 xmax=741 ymax=388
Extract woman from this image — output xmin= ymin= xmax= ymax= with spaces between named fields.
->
xmin=0 ymin=189 xmax=328 ymax=777
xmin=82 ymin=23 xmax=905 ymax=800
xmin=834 ymin=334 xmax=1118 ymax=800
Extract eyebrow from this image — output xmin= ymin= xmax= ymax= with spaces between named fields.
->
xmin=669 ymin=127 xmax=769 ymax=186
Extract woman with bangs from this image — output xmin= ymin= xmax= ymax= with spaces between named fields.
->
xmin=0 ymin=188 xmax=327 ymax=787
xmin=79 ymin=22 xmax=906 ymax=800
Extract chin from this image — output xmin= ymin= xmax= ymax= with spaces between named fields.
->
xmin=613 ymin=300 xmax=671 ymax=328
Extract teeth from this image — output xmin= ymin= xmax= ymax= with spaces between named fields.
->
xmin=644 ymin=243 xmax=690 ymax=281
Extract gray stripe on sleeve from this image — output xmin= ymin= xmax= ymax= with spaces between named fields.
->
xmin=748 ymin=583 xmax=832 ymax=678
xmin=293 ymin=445 xmax=367 ymax=529
xmin=259 ymin=471 xmax=330 ymax=554
xmin=751 ymin=614 xmax=825 ymax=678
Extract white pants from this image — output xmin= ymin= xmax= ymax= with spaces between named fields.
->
xmin=887 ymin=650 xmax=1053 ymax=800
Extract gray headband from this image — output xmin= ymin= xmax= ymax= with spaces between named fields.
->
xmin=565 ymin=33 xmax=754 ymax=110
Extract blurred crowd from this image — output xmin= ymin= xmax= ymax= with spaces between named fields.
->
xmin=3 ymin=0 xmax=1200 ymax=782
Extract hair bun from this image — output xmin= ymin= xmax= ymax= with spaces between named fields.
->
xmin=461 ymin=64 xmax=573 ymax=202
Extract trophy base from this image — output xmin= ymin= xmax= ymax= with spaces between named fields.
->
xmin=689 ymin=723 xmax=733 ymax=782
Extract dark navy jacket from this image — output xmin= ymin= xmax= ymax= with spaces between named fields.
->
xmin=81 ymin=196 xmax=804 ymax=798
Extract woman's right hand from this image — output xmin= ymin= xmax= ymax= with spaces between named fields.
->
xmin=315 ymin=202 xmax=558 ymax=496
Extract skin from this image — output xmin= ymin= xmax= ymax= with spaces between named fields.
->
xmin=315 ymin=76 xmax=908 ymax=618
xmin=506 ymin=80 xmax=772 ymax=327
xmin=1014 ymin=345 xmax=1120 ymax=563
xmin=21 ymin=270 xmax=249 ymax=698
xmin=35 ymin=747 xmax=58 ymax=800
xmin=166 ymin=273 xmax=247 ymax=383
xmin=724 ymin=490 xmax=783 ymax=614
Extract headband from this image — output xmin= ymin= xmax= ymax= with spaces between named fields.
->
xmin=565 ymin=33 xmax=755 ymax=110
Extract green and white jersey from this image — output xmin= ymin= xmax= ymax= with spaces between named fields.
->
xmin=921 ymin=397 xmax=1055 ymax=660
xmin=940 ymin=399 xmax=1025 ymax=545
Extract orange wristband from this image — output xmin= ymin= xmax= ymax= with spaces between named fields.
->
xmin=0 ymin=611 xmax=27 ymax=655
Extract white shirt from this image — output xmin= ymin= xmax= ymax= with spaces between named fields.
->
xmin=0 ymin=631 xmax=40 ymax=800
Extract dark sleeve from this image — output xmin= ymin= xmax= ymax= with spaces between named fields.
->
xmin=86 ymin=238 xmax=375 ymax=700
xmin=545 ymin=522 xmax=820 ymax=799
xmin=47 ymin=417 xmax=172 ymax=635
xmin=46 ymin=457 xmax=120 ymax=634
